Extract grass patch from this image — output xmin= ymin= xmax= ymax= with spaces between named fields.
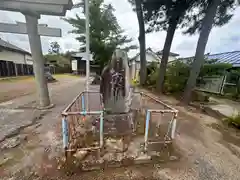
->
xmin=225 ymin=113 xmax=240 ymax=128
xmin=53 ymin=74 xmax=81 ymax=78
xmin=0 ymin=76 xmax=33 ymax=83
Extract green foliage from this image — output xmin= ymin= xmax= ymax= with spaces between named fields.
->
xmin=143 ymin=0 xmax=197 ymax=33
xmin=225 ymin=113 xmax=240 ymax=128
xmin=64 ymin=0 xmax=137 ymax=70
xmin=49 ymin=41 xmax=61 ymax=54
xmin=183 ymin=0 xmax=236 ymax=35
xmin=145 ymin=62 xmax=158 ymax=87
xmin=131 ymin=78 xmax=139 ymax=86
xmin=224 ymin=69 xmax=240 ymax=99
xmin=44 ymin=54 xmax=71 ymax=73
xmin=142 ymin=0 xmax=235 ymax=34
xmin=164 ymin=61 xmax=190 ymax=93
xmin=199 ymin=60 xmax=232 ymax=77
xmin=145 ymin=59 xmax=232 ymax=93
xmin=44 ymin=54 xmax=70 ymax=66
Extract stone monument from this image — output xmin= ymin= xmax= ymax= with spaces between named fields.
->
xmin=100 ymin=49 xmax=134 ymax=150
xmin=100 ymin=49 xmax=133 ymax=114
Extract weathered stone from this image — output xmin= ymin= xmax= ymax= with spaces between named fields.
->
xmin=105 ymin=138 xmax=123 ymax=152
xmin=192 ymin=91 xmax=209 ymax=102
xmin=19 ymin=134 xmax=27 ymax=141
xmin=134 ymin=153 xmax=151 ymax=164
xmin=103 ymin=151 xmax=123 ymax=162
xmin=1 ymin=136 xmax=21 ymax=149
xmin=0 ymin=157 xmax=10 ymax=166
xmin=100 ymin=49 xmax=132 ymax=114
xmin=169 ymin=155 xmax=178 ymax=161
xmin=73 ymin=150 xmax=88 ymax=161
xmin=122 ymin=157 xmax=134 ymax=166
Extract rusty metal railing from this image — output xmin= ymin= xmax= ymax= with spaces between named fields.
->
xmin=61 ymin=91 xmax=104 ymax=158
xmin=61 ymin=91 xmax=178 ymax=159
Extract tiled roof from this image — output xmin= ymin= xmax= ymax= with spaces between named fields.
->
xmin=156 ymin=50 xmax=179 ymax=57
xmin=130 ymin=47 xmax=179 ymax=62
xmin=0 ymin=38 xmax=31 ymax=55
xmin=206 ymin=51 xmax=240 ymax=67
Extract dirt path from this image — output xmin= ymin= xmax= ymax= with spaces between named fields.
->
xmin=0 ymin=76 xmax=86 ymax=178
xmin=0 ymin=77 xmax=36 ymax=103
xmin=1 ymin=86 xmax=240 ymax=180
xmin=143 ymin=91 xmax=240 ymax=180
xmin=0 ymin=75 xmax=82 ymax=103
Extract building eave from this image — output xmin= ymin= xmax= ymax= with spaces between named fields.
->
xmin=0 ymin=45 xmax=31 ymax=56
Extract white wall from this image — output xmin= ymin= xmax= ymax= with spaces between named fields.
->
xmin=25 ymin=54 xmax=33 ymax=65
xmin=135 ymin=53 xmax=160 ymax=63
xmin=0 ymin=49 xmax=25 ymax=64
xmin=134 ymin=54 xmax=177 ymax=70
xmin=130 ymin=53 xmax=177 ymax=79
xmin=0 ymin=49 xmax=33 ymax=65
xmin=72 ymin=59 xmax=78 ymax=71
xmin=157 ymin=55 xmax=177 ymax=62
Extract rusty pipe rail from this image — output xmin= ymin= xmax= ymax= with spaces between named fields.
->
xmin=61 ymin=91 xmax=178 ymax=158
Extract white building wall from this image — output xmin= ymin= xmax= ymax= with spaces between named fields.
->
xmin=135 ymin=53 xmax=160 ymax=64
xmin=130 ymin=53 xmax=177 ymax=80
xmin=0 ymin=49 xmax=25 ymax=64
xmin=72 ymin=59 xmax=78 ymax=71
xmin=157 ymin=55 xmax=177 ymax=62
xmin=25 ymin=54 xmax=33 ymax=65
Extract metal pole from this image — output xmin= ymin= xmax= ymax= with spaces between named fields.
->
xmin=62 ymin=116 xmax=69 ymax=158
xmin=144 ymin=110 xmax=151 ymax=152
xmin=100 ymin=112 xmax=104 ymax=148
xmin=25 ymin=15 xmax=51 ymax=108
xmin=85 ymin=0 xmax=90 ymax=110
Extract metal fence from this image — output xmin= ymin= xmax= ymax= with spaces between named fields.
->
xmin=61 ymin=91 xmax=178 ymax=159
xmin=61 ymin=91 xmax=104 ymax=157
xmin=138 ymin=93 xmax=178 ymax=152
xmin=196 ymin=76 xmax=225 ymax=94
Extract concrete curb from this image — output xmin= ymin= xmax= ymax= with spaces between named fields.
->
xmin=191 ymin=103 xmax=226 ymax=120
xmin=36 ymin=103 xmax=55 ymax=110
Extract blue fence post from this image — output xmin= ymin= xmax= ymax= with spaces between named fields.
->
xmin=82 ymin=93 xmax=85 ymax=112
xmin=62 ymin=116 xmax=69 ymax=155
xmin=171 ymin=113 xmax=177 ymax=139
xmin=144 ymin=110 xmax=151 ymax=152
xmin=100 ymin=112 xmax=104 ymax=148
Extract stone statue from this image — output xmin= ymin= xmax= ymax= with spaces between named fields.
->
xmin=100 ymin=49 xmax=132 ymax=114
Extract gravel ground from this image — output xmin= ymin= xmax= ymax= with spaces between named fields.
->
xmin=0 ymin=77 xmax=36 ymax=103
xmin=1 ymin=82 xmax=240 ymax=180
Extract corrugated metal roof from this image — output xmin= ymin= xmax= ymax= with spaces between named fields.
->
xmin=206 ymin=51 xmax=240 ymax=67
xmin=0 ymin=38 xmax=31 ymax=55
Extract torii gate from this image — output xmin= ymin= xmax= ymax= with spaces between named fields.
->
xmin=0 ymin=0 xmax=73 ymax=109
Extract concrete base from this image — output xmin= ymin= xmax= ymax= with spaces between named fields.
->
xmin=36 ymin=103 xmax=55 ymax=110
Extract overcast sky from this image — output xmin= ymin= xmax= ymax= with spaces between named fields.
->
xmin=0 ymin=0 xmax=240 ymax=58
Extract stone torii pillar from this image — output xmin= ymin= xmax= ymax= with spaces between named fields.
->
xmin=0 ymin=19 xmax=62 ymax=108
xmin=0 ymin=0 xmax=73 ymax=108
xmin=25 ymin=15 xmax=51 ymax=107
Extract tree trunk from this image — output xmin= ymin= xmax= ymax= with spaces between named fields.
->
xmin=182 ymin=0 xmax=221 ymax=104
xmin=237 ymin=75 xmax=240 ymax=97
xmin=156 ymin=17 xmax=178 ymax=92
xmin=135 ymin=0 xmax=146 ymax=86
